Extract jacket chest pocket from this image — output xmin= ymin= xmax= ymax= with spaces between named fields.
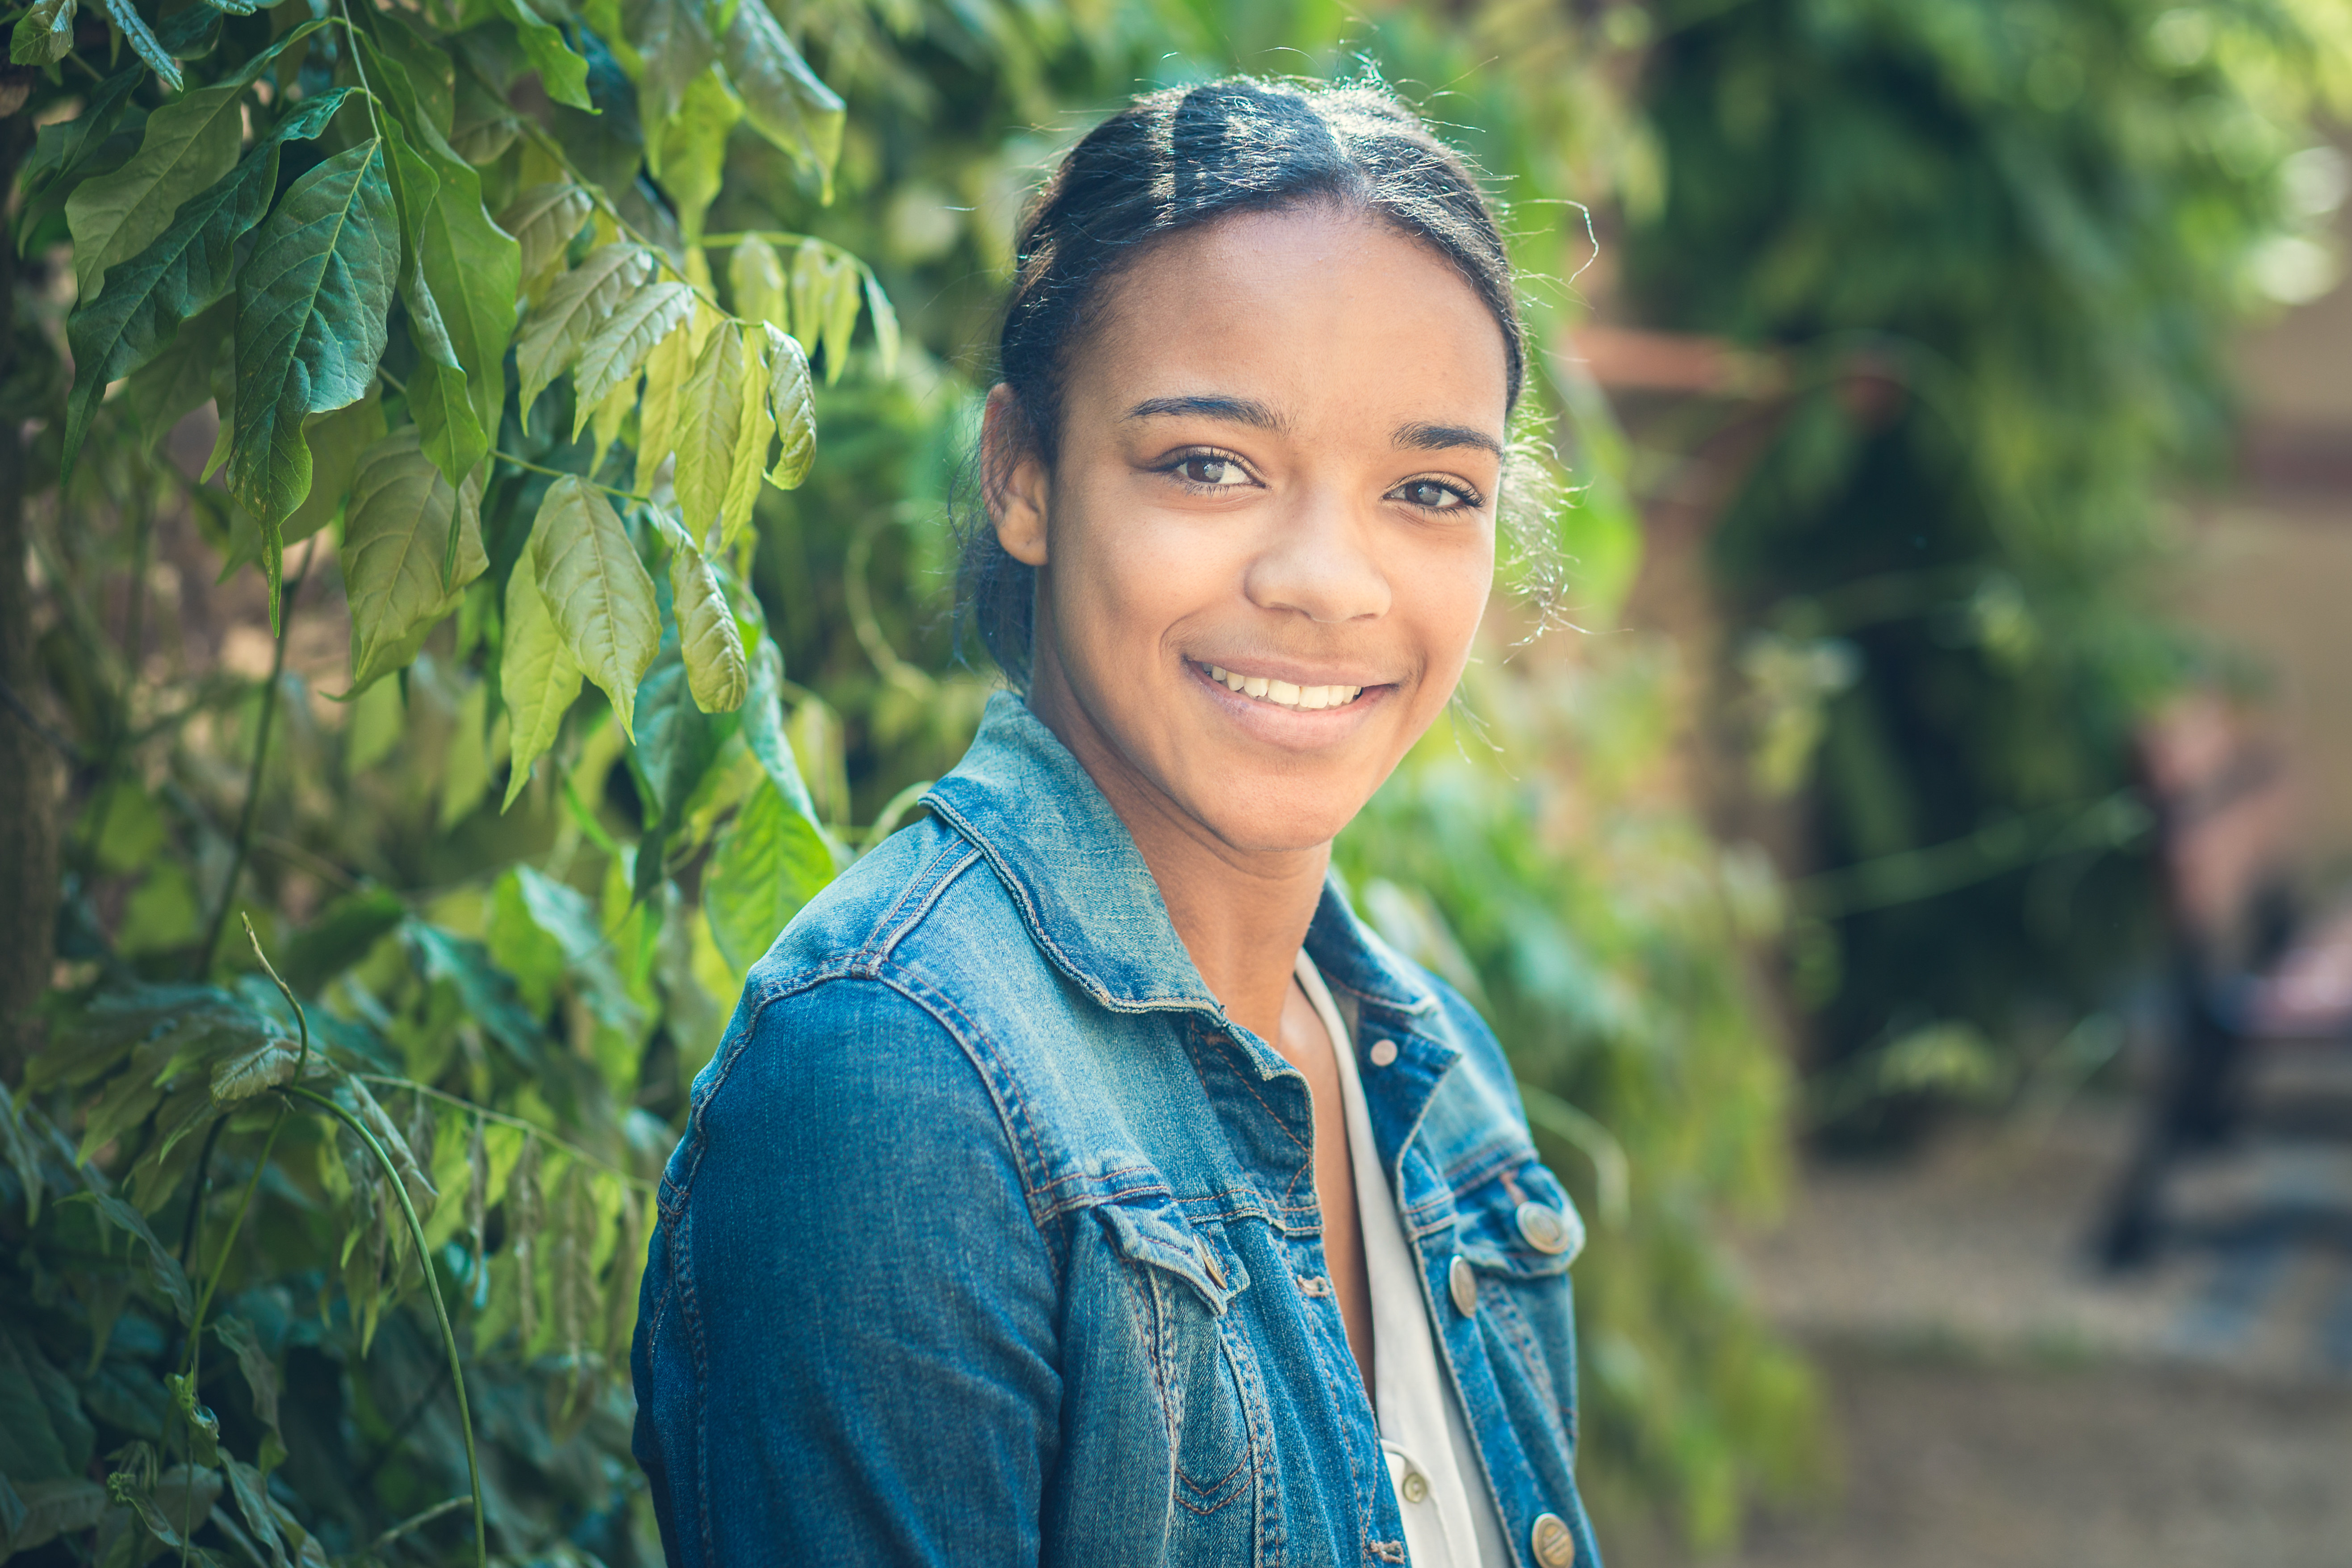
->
xmin=1094 ymin=1199 xmax=1260 ymax=1516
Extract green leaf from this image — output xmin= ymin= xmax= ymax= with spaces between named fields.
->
xmin=510 ymin=865 xmax=637 ymax=1032
xmin=633 ymin=304 xmax=699 ymax=493
xmin=405 ymin=921 xmax=542 ymax=1059
xmin=11 ymin=0 xmax=74 ymax=67
xmin=500 ymin=182 xmax=592 ymax=302
xmin=528 ymin=475 xmax=660 ymax=738
xmin=0 ymin=1479 xmax=108 ymax=1558
xmin=719 ymin=325 xmax=775 ymax=549
xmin=727 ymin=232 xmax=787 ymax=330
xmin=862 ymin=266 xmax=899 ymax=376
xmin=221 ymin=1459 xmax=286 ymax=1568
xmin=787 ymin=236 xmax=858 ymax=371
xmin=764 ymin=320 xmax=814 ymax=489
xmin=516 ymin=243 xmax=652 ymax=429
xmin=633 ymin=0 xmax=715 ymax=128
xmin=210 ymin=1320 xmax=281 ymax=1438
xmin=671 ymin=542 xmax=747 ymax=712
xmin=0 ymin=1326 xmax=90 ymax=1482
xmin=703 ymin=778 xmax=832 ymax=975
xmin=96 ymin=0 xmax=183 ymax=92
xmin=61 ymin=1192 xmax=193 ymax=1322
xmin=671 ymin=320 xmax=747 ymax=545
xmin=280 ymin=886 xmax=408 ymax=993
xmin=649 ymin=67 xmax=739 ymax=242
xmin=278 ymin=389 xmax=387 ymax=555
xmin=741 ymin=636 xmax=820 ymax=820
xmin=15 ymin=63 xmax=141 ymax=255
xmin=120 ymin=295 xmax=231 ymax=451
xmin=494 ymin=0 xmax=591 ymax=110
xmin=230 ymin=140 xmax=400 ymax=621
xmin=499 ymin=561 xmax=582 ymax=810
xmin=62 ymin=89 xmax=354 ymax=477
xmin=631 ymin=652 xmax=720 ymax=831
xmin=415 ymin=136 xmax=522 ymax=477
xmin=67 ymin=80 xmax=247 ymax=304
xmin=342 ymin=428 xmax=489 ymax=689
xmin=572 ymin=279 xmax=692 ymax=435
xmin=718 ymin=0 xmax=843 ymax=194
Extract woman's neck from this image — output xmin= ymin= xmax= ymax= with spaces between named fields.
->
xmin=1025 ymin=660 xmax=1327 ymax=1047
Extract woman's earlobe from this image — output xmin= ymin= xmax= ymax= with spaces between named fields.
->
xmin=982 ymin=385 xmax=1051 ymax=566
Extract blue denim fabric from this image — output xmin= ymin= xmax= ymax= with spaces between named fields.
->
xmin=632 ymin=691 xmax=1600 ymax=1568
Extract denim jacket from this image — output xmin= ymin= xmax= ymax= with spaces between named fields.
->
xmin=632 ymin=692 xmax=1600 ymax=1568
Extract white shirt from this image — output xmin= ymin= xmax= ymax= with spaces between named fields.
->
xmin=1296 ymin=952 xmax=1509 ymax=1568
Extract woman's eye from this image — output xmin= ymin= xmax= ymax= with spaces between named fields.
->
xmin=1395 ymin=478 xmax=1474 ymax=510
xmin=1177 ymin=454 xmax=1244 ymax=486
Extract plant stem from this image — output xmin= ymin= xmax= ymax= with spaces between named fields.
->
xmin=196 ymin=538 xmax=316 ymax=979
xmin=287 ymin=1085 xmax=486 ymax=1568
xmin=495 ymin=449 xmax=649 ymax=504
xmin=176 ymin=1115 xmax=227 ymax=1267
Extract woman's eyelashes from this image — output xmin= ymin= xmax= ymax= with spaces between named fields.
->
xmin=1152 ymin=449 xmax=1486 ymax=512
xmin=1387 ymin=476 xmax=1484 ymax=512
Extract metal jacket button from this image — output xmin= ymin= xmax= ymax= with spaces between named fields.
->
xmin=1516 ymin=1200 xmax=1571 ymax=1255
xmin=1531 ymin=1511 xmax=1576 ymax=1566
xmin=1196 ymin=1239 xmax=1226 ymax=1290
xmin=1369 ymin=1038 xmax=1399 ymax=1067
xmin=1448 ymin=1254 xmax=1477 ymax=1316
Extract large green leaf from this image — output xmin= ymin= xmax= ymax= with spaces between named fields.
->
xmin=62 ymin=89 xmax=354 ymax=476
xmin=96 ymin=0 xmax=181 ymax=91
xmin=718 ymin=0 xmax=843 ymax=192
xmin=649 ymin=66 xmax=739 ymax=241
xmin=720 ymin=325 xmax=776 ymax=549
xmin=500 ymin=561 xmax=582 ymax=810
xmin=11 ymin=0 xmax=73 ymax=66
xmin=516 ymin=243 xmax=653 ymax=428
xmin=230 ymin=139 xmax=401 ymax=617
xmin=671 ymin=543 xmax=747 ymax=713
xmin=493 ymin=0 xmax=591 ymax=109
xmin=66 ymin=81 xmax=247 ymax=304
xmin=631 ymin=651 xmax=722 ymax=832
xmin=500 ymin=182 xmax=592 ymax=302
xmin=763 ymin=321 xmax=814 ymax=489
xmin=571 ymin=280 xmax=692 ymax=435
xmin=633 ymin=305 xmax=699 ymax=493
xmin=671 ymin=321 xmax=747 ymax=545
xmin=529 ymin=476 xmax=659 ymax=738
xmin=120 ymin=295 xmax=230 ymax=449
xmin=632 ymin=0 xmax=715 ymax=128
xmin=703 ymin=779 xmax=832 ymax=977
xmin=342 ymin=429 xmax=488 ymax=689
xmin=741 ymin=636 xmax=820 ymax=821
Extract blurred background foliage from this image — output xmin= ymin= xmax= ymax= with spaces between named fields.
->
xmin=6 ymin=0 xmax=2348 ymax=1565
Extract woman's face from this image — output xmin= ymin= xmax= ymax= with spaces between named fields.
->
xmin=988 ymin=204 xmax=1509 ymax=857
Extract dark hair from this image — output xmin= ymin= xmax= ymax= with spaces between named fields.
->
xmin=958 ymin=75 xmax=1540 ymax=688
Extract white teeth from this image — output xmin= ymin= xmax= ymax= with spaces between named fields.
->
xmin=1204 ymin=665 xmax=1364 ymax=712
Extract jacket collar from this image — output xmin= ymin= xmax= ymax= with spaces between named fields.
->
xmin=923 ymin=691 xmax=1441 ymax=1023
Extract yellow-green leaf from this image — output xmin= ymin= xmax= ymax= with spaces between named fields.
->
xmin=572 ymin=279 xmax=693 ymax=435
xmin=501 ymin=564 xmax=582 ymax=810
xmin=650 ymin=67 xmax=741 ymax=243
xmin=765 ymin=324 xmax=814 ymax=490
xmin=586 ymin=369 xmax=637 ymax=465
xmin=343 ymin=430 xmax=487 ymax=689
xmin=727 ymin=233 xmax=787 ymax=331
xmin=670 ymin=544 xmax=747 ymax=713
xmin=530 ymin=475 xmax=659 ymax=739
xmin=500 ymin=182 xmax=593 ymax=304
xmin=719 ymin=326 xmax=775 ymax=551
xmin=633 ymin=309 xmax=699 ymax=494
xmin=671 ymin=322 xmax=747 ymax=546
xmin=517 ymin=244 xmax=653 ymax=430
xmin=863 ymin=267 xmax=899 ymax=377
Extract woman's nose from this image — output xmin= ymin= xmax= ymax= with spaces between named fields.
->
xmin=1242 ymin=488 xmax=1391 ymax=624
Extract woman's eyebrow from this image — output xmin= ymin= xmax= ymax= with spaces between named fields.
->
xmin=1125 ymin=394 xmax=1285 ymax=430
xmin=1394 ymin=420 xmax=1503 ymax=458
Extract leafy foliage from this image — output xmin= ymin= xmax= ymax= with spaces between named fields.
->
xmin=1620 ymin=0 xmax=2352 ymax=1134
xmin=2 ymin=0 xmax=1828 ymax=1564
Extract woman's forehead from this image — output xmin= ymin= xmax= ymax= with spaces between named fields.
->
xmin=1071 ymin=207 xmax=1512 ymax=436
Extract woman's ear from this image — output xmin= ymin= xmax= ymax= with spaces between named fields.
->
xmin=982 ymin=384 xmax=1050 ymax=567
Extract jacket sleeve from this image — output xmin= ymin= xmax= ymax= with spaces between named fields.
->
xmin=632 ymin=974 xmax=1063 ymax=1567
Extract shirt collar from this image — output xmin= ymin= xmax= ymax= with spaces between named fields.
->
xmin=923 ymin=691 xmax=1444 ymax=1024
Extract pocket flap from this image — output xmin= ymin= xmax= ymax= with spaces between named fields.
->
xmin=1094 ymin=1199 xmax=1250 ymax=1315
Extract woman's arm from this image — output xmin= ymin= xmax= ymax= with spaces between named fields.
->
xmin=632 ymin=975 xmax=1063 ymax=1567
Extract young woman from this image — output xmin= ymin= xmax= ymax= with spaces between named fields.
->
xmin=632 ymin=77 xmax=1599 ymax=1568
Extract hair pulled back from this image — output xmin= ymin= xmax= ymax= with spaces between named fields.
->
xmin=961 ymin=75 xmax=1531 ymax=687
